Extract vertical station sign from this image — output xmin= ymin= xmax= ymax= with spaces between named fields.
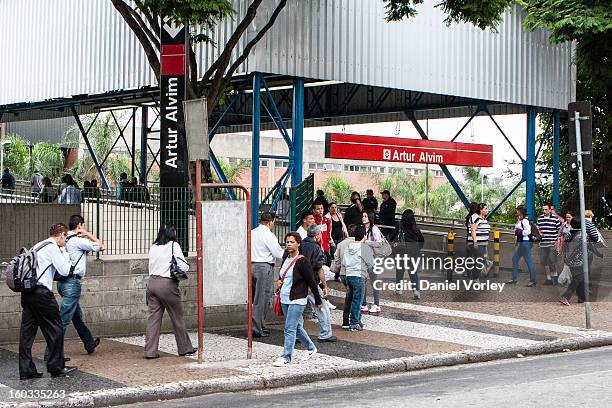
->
xmin=160 ymin=17 xmax=189 ymax=252
xmin=160 ymin=17 xmax=189 ymax=188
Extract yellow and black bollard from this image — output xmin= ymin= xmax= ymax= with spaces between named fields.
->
xmin=447 ymin=230 xmax=455 ymax=281
xmin=493 ymin=229 xmax=500 ymax=277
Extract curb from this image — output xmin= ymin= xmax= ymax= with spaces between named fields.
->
xmin=4 ymin=334 xmax=612 ymax=408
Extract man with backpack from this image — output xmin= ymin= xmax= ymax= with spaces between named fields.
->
xmin=17 ymin=223 xmax=77 ymax=379
xmin=45 ymin=215 xmax=104 ymax=360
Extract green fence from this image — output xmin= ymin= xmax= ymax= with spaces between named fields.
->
xmin=289 ymin=174 xmax=314 ymax=230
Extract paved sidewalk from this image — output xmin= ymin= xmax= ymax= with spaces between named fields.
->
xmin=2 ymin=279 xmax=612 ymax=407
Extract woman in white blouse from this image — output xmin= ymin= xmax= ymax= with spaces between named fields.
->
xmin=361 ymin=211 xmax=383 ymax=314
xmin=145 ymin=224 xmax=196 ymax=359
xmin=508 ymin=206 xmax=537 ymax=287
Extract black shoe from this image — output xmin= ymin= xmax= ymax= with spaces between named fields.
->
xmin=86 ymin=337 xmax=100 ymax=355
xmin=507 ymin=280 xmax=517 ymax=284
xmin=20 ymin=372 xmax=44 ymax=380
xmin=543 ymin=279 xmax=553 ymax=286
xmin=51 ymin=367 xmax=77 ymax=378
xmin=179 ymin=347 xmax=197 ymax=357
xmin=145 ymin=355 xmax=160 ymax=359
xmin=317 ymin=336 xmax=337 ymax=343
xmin=295 ymin=339 xmax=302 ymax=345
xmin=253 ymin=332 xmax=270 ymax=338
xmin=262 ymin=329 xmax=271 ymax=335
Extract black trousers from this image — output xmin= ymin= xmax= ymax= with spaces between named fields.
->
xmin=19 ymin=286 xmax=65 ymax=377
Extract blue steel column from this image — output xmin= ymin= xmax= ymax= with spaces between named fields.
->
xmin=291 ymin=78 xmax=304 ymax=186
xmin=552 ymin=110 xmax=560 ymax=210
xmin=251 ymin=73 xmax=262 ymax=225
xmin=525 ymin=107 xmax=537 ymax=220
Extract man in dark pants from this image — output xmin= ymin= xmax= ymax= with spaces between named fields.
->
xmin=19 ymin=223 xmax=77 ymax=379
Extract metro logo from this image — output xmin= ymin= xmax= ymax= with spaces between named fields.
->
xmin=325 ymin=133 xmax=493 ymax=167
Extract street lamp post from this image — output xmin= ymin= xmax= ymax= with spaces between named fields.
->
xmin=0 ymin=139 xmax=12 ymax=177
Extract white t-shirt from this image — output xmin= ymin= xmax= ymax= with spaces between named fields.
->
xmin=297 ymin=225 xmax=308 ymax=240
xmin=148 ymin=242 xmax=189 ymax=278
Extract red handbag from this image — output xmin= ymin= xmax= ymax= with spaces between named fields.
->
xmin=273 ymin=255 xmax=303 ymax=316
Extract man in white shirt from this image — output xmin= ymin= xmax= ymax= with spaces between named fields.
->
xmin=19 ymin=223 xmax=77 ymax=380
xmin=55 ymin=215 xmax=105 ymax=357
xmin=296 ymin=211 xmax=315 ymax=240
xmin=251 ymin=212 xmax=284 ymax=337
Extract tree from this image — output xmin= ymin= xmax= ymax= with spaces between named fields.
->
xmin=29 ymin=142 xmax=64 ymax=182
xmin=2 ymin=135 xmax=30 ymax=180
xmin=111 ymin=0 xmax=288 ymax=114
xmin=322 ymin=175 xmax=353 ymax=205
xmin=384 ymin=0 xmax=612 ymax=223
xmin=215 ymin=158 xmax=250 ymax=183
xmin=65 ymin=113 xmax=132 ymax=186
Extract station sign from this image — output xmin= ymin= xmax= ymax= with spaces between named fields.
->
xmin=324 ymin=133 xmax=493 ymax=167
xmin=160 ymin=17 xmax=189 ymax=188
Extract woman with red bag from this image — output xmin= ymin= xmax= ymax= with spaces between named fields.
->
xmin=272 ymin=232 xmax=323 ymax=367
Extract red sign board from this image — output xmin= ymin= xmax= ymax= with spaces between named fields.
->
xmin=325 ymin=133 xmax=493 ymax=167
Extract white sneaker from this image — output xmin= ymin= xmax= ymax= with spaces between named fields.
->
xmin=360 ymin=305 xmax=369 ymax=313
xmin=327 ymin=300 xmax=337 ymax=310
xmin=301 ymin=347 xmax=317 ymax=362
xmin=369 ymin=304 xmax=381 ymax=314
xmin=272 ymin=357 xmax=290 ymax=367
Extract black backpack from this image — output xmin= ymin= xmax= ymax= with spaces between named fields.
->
xmin=5 ymin=241 xmax=53 ymax=293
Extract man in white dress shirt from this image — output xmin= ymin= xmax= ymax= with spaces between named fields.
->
xmin=251 ymin=212 xmax=284 ymax=337
xmin=19 ymin=223 xmax=77 ymax=380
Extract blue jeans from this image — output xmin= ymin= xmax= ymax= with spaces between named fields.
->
xmin=512 ymin=241 xmax=537 ymax=283
xmin=281 ymin=303 xmax=316 ymax=363
xmin=44 ymin=278 xmax=95 ymax=360
xmin=345 ymin=276 xmax=364 ymax=326
xmin=307 ymin=286 xmax=332 ymax=340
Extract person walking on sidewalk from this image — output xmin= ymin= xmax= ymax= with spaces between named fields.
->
xmin=508 ymin=205 xmax=537 ymax=287
xmin=19 ymin=223 xmax=77 ymax=380
xmin=251 ymin=212 xmax=284 ymax=338
xmin=292 ymin=224 xmax=336 ymax=343
xmin=273 ymin=232 xmax=322 ymax=367
xmin=537 ymin=203 xmax=562 ymax=285
xmin=361 ymin=211 xmax=383 ymax=314
xmin=145 ymin=224 xmax=196 ymax=359
xmin=44 ymin=215 xmax=104 ymax=361
xmin=342 ymin=225 xmax=374 ymax=331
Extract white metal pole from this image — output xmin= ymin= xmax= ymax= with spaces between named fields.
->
xmin=574 ymin=110 xmax=591 ymax=329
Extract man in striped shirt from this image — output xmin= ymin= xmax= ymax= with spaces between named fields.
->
xmin=537 ymin=203 xmax=562 ymax=285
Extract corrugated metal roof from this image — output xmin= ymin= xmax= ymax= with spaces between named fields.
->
xmin=0 ymin=0 xmax=574 ymax=109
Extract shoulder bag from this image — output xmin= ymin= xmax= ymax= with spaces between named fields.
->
xmin=170 ymin=242 xmax=189 ymax=281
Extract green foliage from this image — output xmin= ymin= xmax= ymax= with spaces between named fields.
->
xmin=139 ymin=0 xmax=234 ymax=33
xmin=215 ymin=158 xmax=250 ymax=183
xmin=322 ymin=175 xmax=353 ymax=204
xmin=2 ymin=135 xmax=30 ymax=179
xmin=383 ymin=0 xmax=514 ymax=29
xmin=30 ymin=142 xmax=64 ymax=181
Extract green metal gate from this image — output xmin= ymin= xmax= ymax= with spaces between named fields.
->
xmin=289 ymin=174 xmax=314 ymax=230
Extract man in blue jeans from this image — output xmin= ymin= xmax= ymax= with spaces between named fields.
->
xmin=46 ymin=214 xmax=105 ymax=360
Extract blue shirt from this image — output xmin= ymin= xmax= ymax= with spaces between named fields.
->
xmin=65 ymin=231 xmax=101 ymax=277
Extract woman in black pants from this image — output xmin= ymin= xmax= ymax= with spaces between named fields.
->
xmin=390 ymin=209 xmax=424 ymax=299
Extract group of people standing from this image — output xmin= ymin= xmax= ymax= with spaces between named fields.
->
xmin=252 ymin=189 xmax=427 ymax=366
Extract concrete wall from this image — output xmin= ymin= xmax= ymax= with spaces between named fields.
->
xmin=0 ymin=204 xmax=81 ymax=261
xmin=0 ymin=257 xmax=253 ymax=345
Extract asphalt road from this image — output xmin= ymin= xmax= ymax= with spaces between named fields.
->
xmin=120 ymin=346 xmax=612 ymax=408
